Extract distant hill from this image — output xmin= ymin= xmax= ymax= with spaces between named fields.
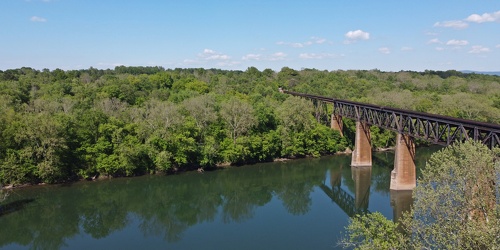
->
xmin=461 ymin=70 xmax=500 ymax=76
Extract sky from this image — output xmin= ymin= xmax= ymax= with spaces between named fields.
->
xmin=0 ymin=0 xmax=499 ymax=72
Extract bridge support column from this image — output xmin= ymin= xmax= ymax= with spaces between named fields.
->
xmin=351 ymin=121 xmax=372 ymax=167
xmin=390 ymin=134 xmax=416 ymax=190
xmin=331 ymin=114 xmax=343 ymax=137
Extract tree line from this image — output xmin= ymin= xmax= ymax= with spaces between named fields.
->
xmin=0 ymin=66 xmax=499 ymax=186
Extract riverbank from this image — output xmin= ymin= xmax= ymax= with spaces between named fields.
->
xmin=1 ymin=146 xmax=401 ymax=191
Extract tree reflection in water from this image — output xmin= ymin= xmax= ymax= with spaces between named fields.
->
xmin=0 ymin=147 xmax=439 ymax=248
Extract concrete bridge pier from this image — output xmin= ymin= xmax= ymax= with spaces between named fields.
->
xmin=351 ymin=121 xmax=372 ymax=167
xmin=390 ymin=134 xmax=416 ymax=190
xmin=331 ymin=114 xmax=343 ymax=137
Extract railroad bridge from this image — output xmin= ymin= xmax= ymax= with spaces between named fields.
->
xmin=280 ymin=89 xmax=500 ymax=190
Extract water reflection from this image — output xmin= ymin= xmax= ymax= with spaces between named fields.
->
xmin=0 ymin=147 xmax=440 ymax=249
xmin=352 ymin=166 xmax=372 ymax=212
xmin=390 ymin=190 xmax=413 ymax=223
xmin=320 ymin=164 xmax=373 ymax=216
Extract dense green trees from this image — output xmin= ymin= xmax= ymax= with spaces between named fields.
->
xmin=341 ymin=140 xmax=500 ymax=249
xmin=0 ymin=66 xmax=499 ymax=186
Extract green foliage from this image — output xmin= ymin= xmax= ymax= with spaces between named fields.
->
xmin=404 ymin=140 xmax=500 ymax=249
xmin=342 ymin=140 xmax=500 ymax=249
xmin=341 ymin=212 xmax=406 ymax=249
xmin=0 ymin=67 xmax=499 ymax=186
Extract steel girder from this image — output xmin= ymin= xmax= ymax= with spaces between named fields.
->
xmin=283 ymin=90 xmax=500 ymax=148
xmin=333 ymin=101 xmax=500 ymax=148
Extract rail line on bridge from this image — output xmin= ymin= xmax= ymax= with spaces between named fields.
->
xmin=282 ymin=90 xmax=500 ymax=149
xmin=281 ymin=89 xmax=500 ymax=190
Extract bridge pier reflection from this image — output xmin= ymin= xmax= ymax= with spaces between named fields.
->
xmin=390 ymin=190 xmax=413 ymax=224
xmin=352 ymin=166 xmax=372 ymax=211
xmin=330 ymin=165 xmax=342 ymax=188
xmin=321 ymin=165 xmax=370 ymax=217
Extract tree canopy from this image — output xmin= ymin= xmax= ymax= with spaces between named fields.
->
xmin=0 ymin=67 xmax=499 ymax=187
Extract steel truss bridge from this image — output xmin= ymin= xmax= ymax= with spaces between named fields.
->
xmin=283 ymin=90 xmax=500 ymax=149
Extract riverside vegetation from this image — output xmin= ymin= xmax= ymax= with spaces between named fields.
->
xmin=341 ymin=140 xmax=500 ymax=249
xmin=0 ymin=66 xmax=500 ymax=188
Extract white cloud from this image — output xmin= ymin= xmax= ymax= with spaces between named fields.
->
xmin=435 ymin=47 xmax=445 ymax=51
xmin=310 ymin=37 xmax=327 ymax=44
xmin=269 ymin=52 xmax=287 ymax=61
xmin=198 ymin=49 xmax=230 ymax=61
xmin=496 ymin=44 xmax=500 ymax=48
xmin=242 ymin=54 xmax=262 ymax=61
xmin=378 ymin=47 xmax=390 ymax=54
xmin=446 ymin=39 xmax=469 ymax=46
xmin=468 ymin=45 xmax=490 ymax=54
xmin=427 ymin=38 xmax=442 ymax=44
xmin=242 ymin=52 xmax=287 ymax=61
xmin=433 ymin=20 xmax=468 ymax=29
xmin=434 ymin=10 xmax=499 ymax=30
xmin=344 ymin=30 xmax=370 ymax=43
xmin=465 ymin=11 xmax=500 ymax=23
xmin=299 ymin=53 xmax=338 ymax=59
xmin=276 ymin=37 xmax=328 ymax=48
xmin=401 ymin=47 xmax=413 ymax=51
xmin=97 ymin=62 xmax=124 ymax=68
xmin=30 ymin=16 xmax=47 ymax=22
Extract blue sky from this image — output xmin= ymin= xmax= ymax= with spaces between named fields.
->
xmin=1 ymin=0 xmax=499 ymax=71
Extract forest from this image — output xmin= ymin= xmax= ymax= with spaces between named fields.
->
xmin=0 ymin=66 xmax=499 ymax=186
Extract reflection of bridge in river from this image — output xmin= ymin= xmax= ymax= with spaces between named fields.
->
xmin=320 ymin=164 xmax=413 ymax=222
xmin=320 ymin=166 xmax=371 ymax=217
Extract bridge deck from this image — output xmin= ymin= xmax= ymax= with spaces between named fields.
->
xmin=283 ymin=90 xmax=500 ymax=148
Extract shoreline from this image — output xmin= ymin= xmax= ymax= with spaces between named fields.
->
xmin=1 ymin=147 xmax=398 ymax=191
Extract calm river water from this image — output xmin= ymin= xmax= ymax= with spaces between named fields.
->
xmin=0 ymin=147 xmax=439 ymax=250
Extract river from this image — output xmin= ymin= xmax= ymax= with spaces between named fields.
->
xmin=0 ymin=146 xmax=439 ymax=250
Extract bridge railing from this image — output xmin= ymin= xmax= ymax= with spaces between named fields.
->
xmin=283 ymin=90 xmax=500 ymax=148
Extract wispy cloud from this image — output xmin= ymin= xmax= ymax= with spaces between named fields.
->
xmin=183 ymin=49 xmax=240 ymax=67
xmin=242 ymin=53 xmax=263 ymax=61
xmin=378 ymin=47 xmax=390 ymax=54
xmin=276 ymin=37 xmax=328 ymax=48
xmin=242 ymin=52 xmax=287 ymax=61
xmin=401 ymin=47 xmax=413 ymax=51
xmin=298 ymin=53 xmax=340 ymax=59
xmin=344 ymin=30 xmax=370 ymax=44
xmin=97 ymin=62 xmax=124 ymax=68
xmin=433 ymin=20 xmax=468 ymax=29
xmin=468 ymin=45 xmax=490 ymax=54
xmin=269 ymin=52 xmax=287 ymax=61
xmin=427 ymin=38 xmax=442 ymax=44
xmin=446 ymin=39 xmax=469 ymax=46
xmin=434 ymin=10 xmax=500 ymax=29
xmin=198 ymin=49 xmax=230 ymax=61
xmin=465 ymin=10 xmax=500 ymax=23
xmin=30 ymin=16 xmax=47 ymax=22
